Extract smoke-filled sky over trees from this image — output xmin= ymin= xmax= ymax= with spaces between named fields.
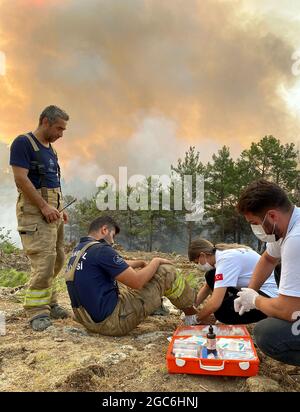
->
xmin=1 ymin=0 xmax=300 ymax=177
xmin=0 ymin=0 xmax=300 ymax=242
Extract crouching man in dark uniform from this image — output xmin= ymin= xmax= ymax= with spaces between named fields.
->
xmin=65 ymin=216 xmax=196 ymax=336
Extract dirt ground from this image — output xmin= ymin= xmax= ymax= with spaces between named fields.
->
xmin=0 ymin=248 xmax=299 ymax=392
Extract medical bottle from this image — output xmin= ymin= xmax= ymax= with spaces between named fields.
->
xmin=207 ymin=325 xmax=218 ymax=358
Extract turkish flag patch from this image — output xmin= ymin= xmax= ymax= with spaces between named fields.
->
xmin=215 ymin=273 xmax=224 ymax=281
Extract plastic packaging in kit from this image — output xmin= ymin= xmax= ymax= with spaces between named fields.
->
xmin=217 ymin=338 xmax=252 ymax=351
xmin=173 ymin=336 xmax=206 ymax=347
xmin=175 ymin=325 xmax=248 ymax=337
xmin=167 ymin=325 xmax=259 ymax=377
xmin=173 ymin=337 xmax=255 ymax=361
xmin=219 ymin=350 xmax=256 ymax=360
xmin=174 ymin=349 xmax=200 ymax=358
xmin=172 ymin=336 xmax=206 ymax=358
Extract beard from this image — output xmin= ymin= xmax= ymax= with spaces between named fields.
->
xmin=274 ymin=227 xmax=282 ymax=241
xmin=263 ymin=218 xmax=281 ymax=241
xmin=104 ymin=235 xmax=114 ymax=246
xmin=265 ymin=220 xmax=282 ymax=241
xmin=47 ymin=135 xmax=59 ymax=143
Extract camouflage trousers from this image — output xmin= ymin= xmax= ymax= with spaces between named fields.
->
xmin=16 ymin=188 xmax=65 ymax=320
xmin=72 ymin=264 xmax=196 ymax=336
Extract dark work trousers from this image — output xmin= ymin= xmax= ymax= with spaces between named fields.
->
xmin=252 ymin=263 xmax=300 ymax=366
xmin=205 ymin=269 xmax=270 ymax=324
xmin=254 ymin=317 xmax=300 ymax=366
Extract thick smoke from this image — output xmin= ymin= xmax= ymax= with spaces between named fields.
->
xmin=0 ymin=0 xmax=299 ymax=243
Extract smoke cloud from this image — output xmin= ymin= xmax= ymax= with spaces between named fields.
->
xmin=0 ymin=0 xmax=299 ymax=241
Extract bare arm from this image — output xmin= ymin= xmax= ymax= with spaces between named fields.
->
xmin=248 ymin=251 xmax=280 ymax=291
xmin=116 ymin=258 xmax=172 ymax=290
xmin=195 ymin=283 xmax=211 ymax=307
xmin=12 ymin=166 xmax=61 ymax=223
xmin=197 ymin=287 xmax=227 ymax=320
xmin=125 ymin=260 xmax=147 ymax=269
xmin=255 ymin=294 xmax=300 ymax=321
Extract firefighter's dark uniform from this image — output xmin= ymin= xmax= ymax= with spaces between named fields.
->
xmin=65 ymin=239 xmax=195 ymax=336
xmin=10 ymin=133 xmax=65 ymax=320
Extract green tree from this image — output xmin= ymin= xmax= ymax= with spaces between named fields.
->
xmin=239 ymin=135 xmax=299 ymax=191
xmin=237 ymin=136 xmax=300 ymax=250
xmin=171 ymin=146 xmax=206 ymax=246
xmin=205 ymin=146 xmax=236 ymax=241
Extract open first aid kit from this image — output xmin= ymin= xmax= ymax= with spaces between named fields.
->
xmin=166 ymin=324 xmax=259 ymax=377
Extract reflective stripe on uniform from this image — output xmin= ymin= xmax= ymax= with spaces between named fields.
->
xmin=24 ymin=288 xmax=52 ymax=297
xmin=164 ymin=272 xmax=186 ymax=299
xmin=24 ymin=288 xmax=52 ymax=306
xmin=24 ymin=298 xmax=51 ymax=307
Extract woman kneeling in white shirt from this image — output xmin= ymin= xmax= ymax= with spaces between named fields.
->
xmin=187 ymin=238 xmax=279 ymax=325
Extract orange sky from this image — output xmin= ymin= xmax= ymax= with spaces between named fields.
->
xmin=0 ymin=0 xmax=300 ymax=183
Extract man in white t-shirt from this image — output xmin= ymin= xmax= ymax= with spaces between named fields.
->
xmin=235 ymin=179 xmax=300 ymax=366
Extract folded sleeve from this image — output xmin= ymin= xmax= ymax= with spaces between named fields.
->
xmin=214 ymin=256 xmax=241 ymax=289
xmin=9 ymin=135 xmax=32 ymax=169
xmin=266 ymin=240 xmax=282 ymax=259
xmin=279 ymin=235 xmax=300 ymax=297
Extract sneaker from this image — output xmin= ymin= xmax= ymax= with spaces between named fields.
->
xmin=30 ymin=315 xmax=52 ymax=331
xmin=50 ymin=304 xmax=69 ymax=319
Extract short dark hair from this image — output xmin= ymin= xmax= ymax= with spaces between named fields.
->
xmin=237 ymin=179 xmax=292 ymax=216
xmin=88 ymin=216 xmax=120 ymax=235
xmin=39 ymin=105 xmax=69 ymax=126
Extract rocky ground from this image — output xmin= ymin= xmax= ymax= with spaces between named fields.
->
xmin=0 ymin=247 xmax=299 ymax=392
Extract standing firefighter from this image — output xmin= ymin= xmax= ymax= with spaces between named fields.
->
xmin=10 ymin=105 xmax=70 ymax=331
xmin=65 ymin=216 xmax=196 ymax=336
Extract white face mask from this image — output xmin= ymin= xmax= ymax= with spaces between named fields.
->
xmin=251 ymin=213 xmax=277 ymax=243
xmin=197 ymin=262 xmax=215 ymax=272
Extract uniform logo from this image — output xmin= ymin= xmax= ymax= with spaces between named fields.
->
xmin=76 ymin=261 xmax=83 ymax=271
xmin=113 ymin=255 xmax=125 ymax=265
xmin=48 ymin=158 xmax=56 ymax=173
xmin=215 ymin=273 xmax=224 ymax=281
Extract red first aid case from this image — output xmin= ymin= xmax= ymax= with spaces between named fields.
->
xmin=166 ymin=324 xmax=259 ymax=377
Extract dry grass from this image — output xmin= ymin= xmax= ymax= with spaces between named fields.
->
xmin=0 ymin=249 xmax=299 ymax=392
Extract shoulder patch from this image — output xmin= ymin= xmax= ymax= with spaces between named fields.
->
xmin=113 ymin=255 xmax=125 ymax=265
xmin=215 ymin=273 xmax=224 ymax=281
